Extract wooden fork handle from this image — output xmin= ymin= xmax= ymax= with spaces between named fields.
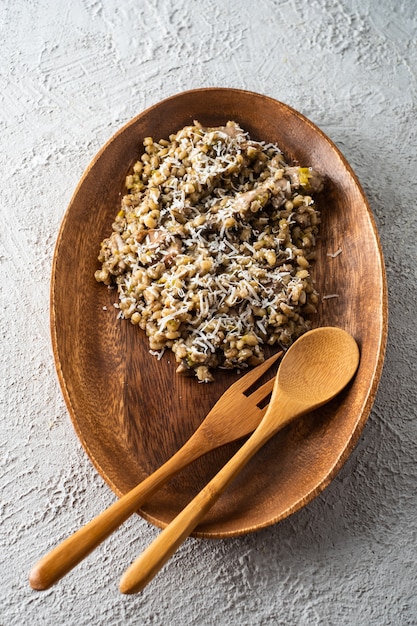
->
xmin=29 ymin=439 xmax=204 ymax=591
xmin=119 ymin=424 xmax=275 ymax=594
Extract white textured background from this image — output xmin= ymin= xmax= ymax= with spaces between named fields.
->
xmin=1 ymin=0 xmax=416 ymax=624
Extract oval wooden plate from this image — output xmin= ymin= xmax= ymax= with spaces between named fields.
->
xmin=51 ymin=88 xmax=387 ymax=538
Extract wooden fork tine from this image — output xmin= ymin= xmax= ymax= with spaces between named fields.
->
xmin=247 ymin=376 xmax=275 ymax=406
xmin=229 ymin=350 xmax=283 ymax=394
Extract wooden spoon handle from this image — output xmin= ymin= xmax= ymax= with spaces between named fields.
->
xmin=119 ymin=424 xmax=273 ymax=594
xmin=29 ymin=439 xmax=203 ymax=591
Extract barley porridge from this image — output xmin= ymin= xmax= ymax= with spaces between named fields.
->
xmin=95 ymin=121 xmax=323 ymax=382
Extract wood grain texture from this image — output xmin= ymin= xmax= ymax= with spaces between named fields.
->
xmin=28 ymin=353 xmax=281 ymax=590
xmin=50 ymin=88 xmax=388 ymax=538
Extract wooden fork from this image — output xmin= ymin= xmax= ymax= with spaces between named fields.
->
xmin=29 ymin=350 xmax=282 ymax=590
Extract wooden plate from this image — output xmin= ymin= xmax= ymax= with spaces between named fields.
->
xmin=51 ymin=88 xmax=387 ymax=538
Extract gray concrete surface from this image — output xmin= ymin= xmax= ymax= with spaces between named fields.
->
xmin=1 ymin=0 xmax=416 ymax=624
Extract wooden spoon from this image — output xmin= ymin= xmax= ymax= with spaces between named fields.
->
xmin=119 ymin=326 xmax=360 ymax=594
xmin=29 ymin=351 xmax=282 ymax=590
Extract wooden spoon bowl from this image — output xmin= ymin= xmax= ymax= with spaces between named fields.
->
xmin=51 ymin=88 xmax=388 ymax=537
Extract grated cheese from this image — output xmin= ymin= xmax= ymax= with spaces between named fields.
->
xmin=95 ymin=121 xmax=324 ymax=382
xmin=327 ymin=248 xmax=343 ymax=258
